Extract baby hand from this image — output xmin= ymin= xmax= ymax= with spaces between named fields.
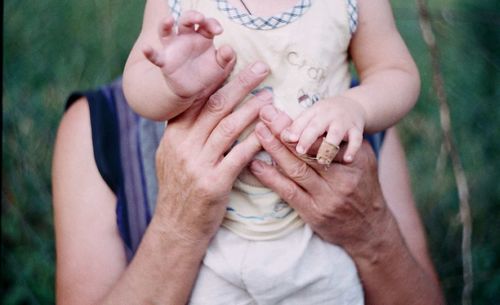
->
xmin=281 ymin=97 xmax=366 ymax=163
xmin=144 ymin=11 xmax=236 ymax=100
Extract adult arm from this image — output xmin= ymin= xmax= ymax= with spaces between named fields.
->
xmin=53 ymin=99 xmax=209 ymax=304
xmin=357 ymin=128 xmax=444 ymax=304
xmin=250 ymin=106 xmax=444 ymax=305
xmin=53 ymin=63 xmax=270 ymax=304
xmin=379 ymin=128 xmax=441 ymax=288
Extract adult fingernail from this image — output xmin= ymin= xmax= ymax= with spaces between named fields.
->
xmin=260 ymin=105 xmax=278 ymax=122
xmin=250 ymin=160 xmax=264 ymax=173
xmin=255 ymin=89 xmax=273 ymax=102
xmin=256 ymin=123 xmax=272 ymax=140
xmin=251 ymin=62 xmax=269 ymax=75
xmin=281 ymin=129 xmax=298 ymax=143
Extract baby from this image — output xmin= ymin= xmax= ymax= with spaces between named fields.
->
xmin=124 ymin=0 xmax=419 ymax=303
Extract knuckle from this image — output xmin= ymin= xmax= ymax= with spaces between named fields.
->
xmin=328 ymin=127 xmax=344 ymax=138
xmin=217 ymin=118 xmax=237 ymax=138
xmin=236 ymin=71 xmax=254 ymax=89
xmin=267 ymin=138 xmax=285 ymax=154
xmin=350 ymin=130 xmax=363 ymax=142
xmin=207 ymin=92 xmax=227 ymax=113
xmin=307 ymin=121 xmax=321 ymax=132
xmin=309 ymin=207 xmax=328 ymax=227
xmin=195 ymin=177 xmax=215 ymax=197
xmin=223 ymin=156 xmax=243 ymax=174
xmin=282 ymin=184 xmax=298 ymax=202
xmin=318 ymin=202 xmax=340 ymax=219
xmin=336 ymin=173 xmax=360 ymax=196
xmin=288 ymin=162 xmax=310 ymax=181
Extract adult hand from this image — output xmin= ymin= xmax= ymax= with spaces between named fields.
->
xmin=250 ymin=105 xmax=399 ymax=259
xmin=249 ymin=105 xmax=445 ymax=305
xmin=154 ymin=61 xmax=272 ymax=246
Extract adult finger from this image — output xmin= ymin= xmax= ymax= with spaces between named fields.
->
xmin=258 ymin=106 xmax=327 ymax=171
xmin=259 ymin=105 xmax=293 ymax=137
xmin=219 ymin=133 xmax=262 ymax=182
xmin=202 ymin=91 xmax=272 ymax=163
xmin=249 ymin=159 xmax=314 ymax=220
xmin=193 ymin=61 xmax=269 ymax=139
xmin=255 ymin=122 xmax=324 ymax=191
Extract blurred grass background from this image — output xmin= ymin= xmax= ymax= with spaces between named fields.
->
xmin=2 ymin=0 xmax=499 ymax=304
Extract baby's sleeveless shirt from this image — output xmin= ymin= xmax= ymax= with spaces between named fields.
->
xmin=168 ymin=0 xmax=358 ymax=240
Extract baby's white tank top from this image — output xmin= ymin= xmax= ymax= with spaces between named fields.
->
xmin=168 ymin=0 xmax=358 ymax=240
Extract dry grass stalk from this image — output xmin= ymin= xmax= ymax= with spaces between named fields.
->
xmin=415 ymin=1 xmax=474 ymax=304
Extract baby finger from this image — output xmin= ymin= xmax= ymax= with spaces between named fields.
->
xmin=296 ymin=121 xmax=328 ymax=155
xmin=197 ymin=17 xmax=223 ymax=39
xmin=343 ymin=127 xmax=363 ymax=163
xmin=215 ymin=45 xmax=236 ymax=70
xmin=178 ymin=10 xmax=204 ymax=34
xmin=281 ymin=110 xmax=315 ymax=143
xmin=143 ymin=46 xmax=165 ymax=68
xmin=158 ymin=17 xmax=175 ymax=42
xmin=324 ymin=125 xmax=345 ymax=153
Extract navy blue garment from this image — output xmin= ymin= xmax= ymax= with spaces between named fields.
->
xmin=65 ymin=78 xmax=384 ymax=260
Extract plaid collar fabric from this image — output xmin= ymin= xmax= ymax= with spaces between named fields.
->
xmin=168 ymin=0 xmax=357 ymax=34
xmin=347 ymin=0 xmax=358 ymax=34
xmin=214 ymin=0 xmax=312 ymax=30
xmin=168 ymin=0 xmax=182 ymax=21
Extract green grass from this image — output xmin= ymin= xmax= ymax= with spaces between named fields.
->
xmin=2 ymin=0 xmax=499 ymax=304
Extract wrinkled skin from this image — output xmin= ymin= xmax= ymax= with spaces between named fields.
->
xmin=251 ymin=105 xmax=399 ymax=258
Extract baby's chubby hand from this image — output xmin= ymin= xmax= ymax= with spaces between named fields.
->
xmin=281 ymin=97 xmax=367 ymax=163
xmin=144 ymin=11 xmax=236 ymax=101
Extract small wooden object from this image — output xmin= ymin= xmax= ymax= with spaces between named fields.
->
xmin=316 ymin=137 xmax=339 ymax=165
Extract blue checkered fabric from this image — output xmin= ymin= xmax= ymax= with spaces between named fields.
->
xmin=215 ymin=0 xmax=311 ymax=30
xmin=168 ymin=0 xmax=182 ymax=22
xmin=347 ymin=0 xmax=358 ymax=34
xmin=167 ymin=0 xmax=357 ymax=34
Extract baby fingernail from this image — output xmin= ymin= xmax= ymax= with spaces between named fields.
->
xmin=251 ymin=62 xmax=269 ymax=75
xmin=256 ymin=89 xmax=273 ymax=102
xmin=296 ymin=145 xmax=305 ymax=154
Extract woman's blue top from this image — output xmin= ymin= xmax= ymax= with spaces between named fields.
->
xmin=66 ymin=78 xmax=385 ymax=261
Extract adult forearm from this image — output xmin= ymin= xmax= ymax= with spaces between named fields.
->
xmin=100 ymin=215 xmax=210 ymax=305
xmin=347 ymin=209 xmax=444 ymax=305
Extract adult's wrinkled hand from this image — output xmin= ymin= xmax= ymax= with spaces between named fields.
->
xmin=250 ymin=105 xmax=397 ymax=258
xmin=154 ymin=62 xmax=272 ymax=246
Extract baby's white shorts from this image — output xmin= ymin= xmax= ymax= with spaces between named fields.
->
xmin=189 ymin=225 xmax=364 ymax=305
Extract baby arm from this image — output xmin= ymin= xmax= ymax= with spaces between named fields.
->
xmin=123 ymin=0 xmax=236 ymax=121
xmin=282 ymin=0 xmax=420 ymax=163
